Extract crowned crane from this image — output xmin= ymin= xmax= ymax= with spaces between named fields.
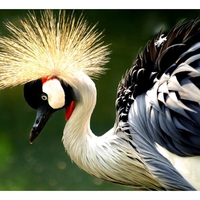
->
xmin=0 ymin=10 xmax=200 ymax=191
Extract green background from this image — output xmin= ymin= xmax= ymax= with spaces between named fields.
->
xmin=0 ymin=10 xmax=199 ymax=190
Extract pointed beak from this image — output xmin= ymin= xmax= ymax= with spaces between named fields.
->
xmin=29 ymin=105 xmax=54 ymax=144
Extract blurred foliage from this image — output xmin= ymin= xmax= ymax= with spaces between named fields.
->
xmin=0 ymin=9 xmax=199 ymax=190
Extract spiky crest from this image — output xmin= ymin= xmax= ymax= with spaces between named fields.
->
xmin=0 ymin=10 xmax=110 ymax=89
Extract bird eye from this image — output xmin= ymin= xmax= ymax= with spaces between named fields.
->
xmin=41 ymin=94 xmax=48 ymax=101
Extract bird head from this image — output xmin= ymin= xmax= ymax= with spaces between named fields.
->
xmin=0 ymin=10 xmax=110 ymax=143
xmin=24 ymin=76 xmax=75 ymax=143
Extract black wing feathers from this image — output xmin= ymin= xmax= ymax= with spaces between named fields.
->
xmin=117 ymin=17 xmax=200 ymax=156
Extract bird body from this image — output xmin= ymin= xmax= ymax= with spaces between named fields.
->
xmin=0 ymin=10 xmax=200 ymax=190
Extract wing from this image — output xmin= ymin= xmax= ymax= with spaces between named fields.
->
xmin=117 ymin=17 xmax=200 ymax=156
xmin=116 ymin=17 xmax=200 ymax=190
xmin=146 ymin=18 xmax=200 ymax=156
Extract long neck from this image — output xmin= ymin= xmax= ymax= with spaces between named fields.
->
xmin=62 ymin=73 xmax=126 ymax=181
xmin=62 ymin=73 xmax=101 ymax=171
xmin=61 ymin=73 xmax=164 ymax=189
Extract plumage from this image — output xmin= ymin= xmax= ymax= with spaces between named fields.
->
xmin=0 ymin=10 xmax=200 ymax=190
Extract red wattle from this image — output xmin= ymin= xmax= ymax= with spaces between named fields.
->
xmin=65 ymin=101 xmax=75 ymax=120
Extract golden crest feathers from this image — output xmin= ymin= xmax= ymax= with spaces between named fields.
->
xmin=0 ymin=10 xmax=110 ymax=89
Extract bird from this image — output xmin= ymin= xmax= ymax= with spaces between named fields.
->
xmin=0 ymin=10 xmax=200 ymax=191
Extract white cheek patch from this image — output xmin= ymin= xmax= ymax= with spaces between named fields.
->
xmin=42 ymin=79 xmax=65 ymax=109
